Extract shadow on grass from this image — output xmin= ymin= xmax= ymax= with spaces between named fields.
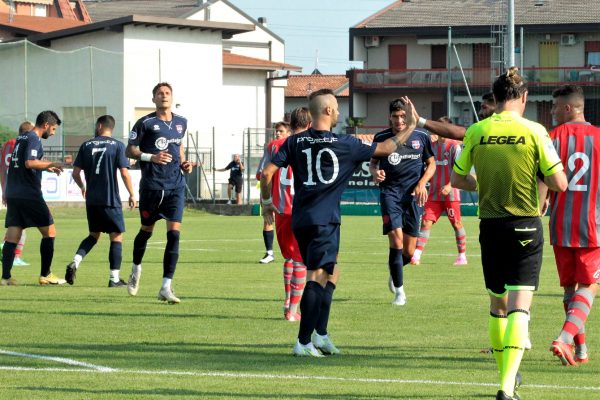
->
xmin=18 ymin=386 xmax=454 ymax=399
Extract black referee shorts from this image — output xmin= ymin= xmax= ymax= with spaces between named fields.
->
xmin=479 ymin=216 xmax=544 ymax=296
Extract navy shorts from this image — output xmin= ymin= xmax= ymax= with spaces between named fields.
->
xmin=380 ymin=191 xmax=423 ymax=236
xmin=5 ymin=197 xmax=53 ymax=228
xmin=86 ymin=205 xmax=125 ymax=233
xmin=479 ymin=217 xmax=544 ymax=296
xmin=228 ymin=177 xmax=243 ymax=194
xmin=139 ymin=187 xmax=185 ymax=226
xmin=293 ymin=223 xmax=340 ymax=275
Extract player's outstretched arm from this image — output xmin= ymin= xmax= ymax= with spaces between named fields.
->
xmin=422 ymin=119 xmax=466 ymax=141
xmin=25 ymin=159 xmax=64 ymax=175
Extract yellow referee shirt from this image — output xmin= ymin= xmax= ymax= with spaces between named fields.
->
xmin=453 ymin=111 xmax=563 ymax=218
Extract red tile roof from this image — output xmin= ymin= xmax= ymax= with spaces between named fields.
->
xmin=285 ymin=74 xmax=349 ymax=98
xmin=223 ymin=52 xmax=301 ymax=72
xmin=0 ymin=12 xmax=87 ymax=34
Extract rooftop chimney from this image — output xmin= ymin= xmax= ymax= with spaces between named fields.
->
xmin=258 ymin=17 xmax=267 ymax=27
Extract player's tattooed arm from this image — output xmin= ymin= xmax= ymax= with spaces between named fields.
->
xmin=126 ymin=144 xmax=172 ymax=165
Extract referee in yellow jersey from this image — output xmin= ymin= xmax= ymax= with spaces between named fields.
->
xmin=451 ymin=68 xmax=567 ymax=400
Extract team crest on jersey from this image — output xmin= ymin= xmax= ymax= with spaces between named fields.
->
xmin=176 ymin=124 xmax=183 ymax=134
xmin=411 ymin=140 xmax=421 ymax=149
xmin=129 ymin=131 xmax=137 ymax=140
xmin=387 ymin=153 xmax=401 ymax=165
xmin=153 ymin=124 xmax=160 ymax=131
xmin=155 ymin=137 xmax=168 ymax=150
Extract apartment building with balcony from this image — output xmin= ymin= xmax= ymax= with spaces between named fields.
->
xmin=348 ymin=0 xmax=600 ymax=131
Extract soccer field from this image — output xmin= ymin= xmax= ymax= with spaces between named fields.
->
xmin=0 ymin=208 xmax=598 ymax=399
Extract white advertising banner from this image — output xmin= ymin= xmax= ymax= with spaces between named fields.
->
xmin=39 ymin=169 xmax=142 ymax=202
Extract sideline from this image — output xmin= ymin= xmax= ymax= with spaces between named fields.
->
xmin=0 ymin=364 xmax=599 ymax=393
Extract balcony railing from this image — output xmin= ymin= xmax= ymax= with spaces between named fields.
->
xmin=351 ymin=67 xmax=600 ymax=90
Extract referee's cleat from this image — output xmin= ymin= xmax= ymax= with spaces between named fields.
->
xmin=312 ymin=333 xmax=340 ymax=355
xmin=158 ymin=286 xmax=180 ymax=304
xmin=293 ymin=340 xmax=323 ymax=357
xmin=0 ymin=277 xmax=18 ymax=286
xmin=127 ymin=267 xmax=141 ymax=296
xmin=496 ymin=390 xmax=518 ymax=400
xmin=13 ymin=258 xmax=29 ymax=266
xmin=550 ymin=340 xmax=578 ymax=366
xmin=39 ymin=273 xmax=66 ymax=285
xmin=108 ymin=279 xmax=127 ymax=288
xmin=259 ymin=253 xmax=275 ymax=264
xmin=65 ymin=262 xmax=77 ymax=285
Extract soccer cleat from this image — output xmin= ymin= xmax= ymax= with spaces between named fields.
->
xmin=158 ymin=286 xmax=180 ymax=304
xmin=108 ymin=279 xmax=127 ymax=288
xmin=259 ymin=253 xmax=275 ymax=264
xmin=226 ymin=200 xmax=232 ymax=205
xmin=409 ymin=257 xmax=420 ymax=265
xmin=0 ymin=277 xmax=18 ymax=286
xmin=312 ymin=333 xmax=340 ymax=355
xmin=127 ymin=268 xmax=141 ymax=296
xmin=388 ymin=276 xmax=395 ymax=293
xmin=12 ymin=258 xmax=29 ymax=266
xmin=293 ymin=340 xmax=324 ymax=357
xmin=39 ymin=273 xmax=66 ymax=285
xmin=453 ymin=256 xmax=468 ymax=266
xmin=392 ymin=291 xmax=406 ymax=306
xmin=550 ymin=340 xmax=578 ymax=366
xmin=65 ymin=262 xmax=77 ymax=285
xmin=496 ymin=390 xmax=518 ymax=400
xmin=575 ymin=353 xmax=589 ymax=364
xmin=285 ymin=310 xmax=301 ymax=321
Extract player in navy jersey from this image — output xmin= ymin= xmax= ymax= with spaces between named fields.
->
xmin=65 ymin=115 xmax=137 ymax=287
xmin=1 ymin=111 xmax=65 ymax=286
xmin=125 ymin=82 xmax=193 ymax=304
xmin=370 ymin=99 xmax=435 ymax=306
xmin=217 ymin=154 xmax=245 ymax=204
xmin=260 ymin=89 xmax=418 ymax=356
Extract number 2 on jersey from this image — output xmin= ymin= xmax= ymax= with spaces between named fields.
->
xmin=567 ymin=152 xmax=589 ymax=192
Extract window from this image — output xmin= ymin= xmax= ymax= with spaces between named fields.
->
xmin=34 ymin=5 xmax=47 ymax=17
xmin=585 ymin=41 xmax=600 ymax=66
xmin=431 ymin=45 xmax=447 ymax=69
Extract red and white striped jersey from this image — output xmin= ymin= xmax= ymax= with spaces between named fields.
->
xmin=428 ymin=139 xmax=462 ymax=201
xmin=549 ymin=122 xmax=600 ymax=248
xmin=267 ymin=137 xmax=294 ymax=215
xmin=0 ymin=138 xmax=16 ymax=192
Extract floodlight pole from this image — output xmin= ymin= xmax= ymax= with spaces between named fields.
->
xmin=506 ymin=0 xmax=515 ymax=67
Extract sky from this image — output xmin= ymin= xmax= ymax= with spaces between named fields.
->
xmin=229 ymin=0 xmax=393 ymax=75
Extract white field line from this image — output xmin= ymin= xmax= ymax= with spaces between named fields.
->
xmin=0 ymin=365 xmax=598 ymax=392
xmin=0 ymin=349 xmax=116 ymax=372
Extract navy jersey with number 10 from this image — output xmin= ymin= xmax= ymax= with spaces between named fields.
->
xmin=271 ymin=129 xmax=376 ymax=228
xmin=128 ymin=112 xmax=187 ymax=190
xmin=74 ymin=136 xmax=129 ymax=207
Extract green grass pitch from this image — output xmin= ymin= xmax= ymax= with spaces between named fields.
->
xmin=0 ymin=208 xmax=598 ymax=399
